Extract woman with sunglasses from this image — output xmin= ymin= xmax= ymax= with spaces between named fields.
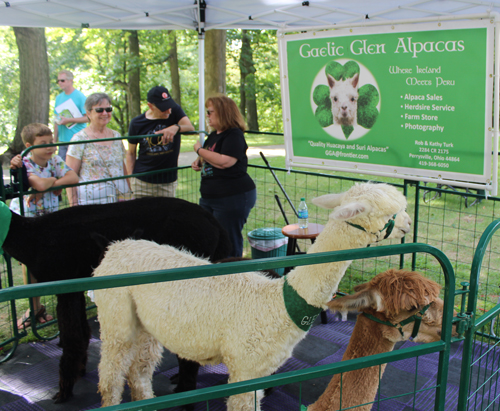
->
xmin=192 ymin=95 xmax=256 ymax=257
xmin=66 ymin=92 xmax=130 ymax=205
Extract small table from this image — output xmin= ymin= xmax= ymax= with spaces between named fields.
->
xmin=282 ymin=223 xmax=328 ymax=324
xmin=282 ymin=223 xmax=325 ymax=257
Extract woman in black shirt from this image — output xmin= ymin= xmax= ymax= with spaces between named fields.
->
xmin=192 ymin=96 xmax=256 ymax=257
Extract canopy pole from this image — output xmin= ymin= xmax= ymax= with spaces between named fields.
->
xmin=493 ymin=12 xmax=500 ymax=196
xmin=199 ymin=33 xmax=205 ymax=144
xmin=197 ymin=0 xmax=206 ymax=145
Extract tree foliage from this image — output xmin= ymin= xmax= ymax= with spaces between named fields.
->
xmin=227 ymin=29 xmax=282 ymax=133
xmin=0 ymin=28 xmax=21 ymax=146
xmin=0 ymin=27 xmax=283 ymax=153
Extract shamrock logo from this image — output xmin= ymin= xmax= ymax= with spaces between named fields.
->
xmin=313 ymin=60 xmax=380 ymax=139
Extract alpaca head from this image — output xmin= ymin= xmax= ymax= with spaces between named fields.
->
xmin=327 ymin=269 xmax=453 ymax=343
xmin=311 ymin=183 xmax=411 ymax=241
xmin=327 ymin=73 xmax=359 ymax=126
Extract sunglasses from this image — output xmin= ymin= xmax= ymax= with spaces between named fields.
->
xmin=92 ymin=107 xmax=113 ymax=113
xmin=206 ymin=110 xmax=215 ymax=116
xmin=57 ymin=79 xmax=66 ymax=83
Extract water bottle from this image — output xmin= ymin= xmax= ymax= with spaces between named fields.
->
xmin=298 ymin=197 xmax=308 ymax=229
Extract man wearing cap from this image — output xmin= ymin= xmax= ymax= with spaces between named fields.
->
xmin=126 ymin=86 xmax=194 ymax=197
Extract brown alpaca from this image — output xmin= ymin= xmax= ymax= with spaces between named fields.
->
xmin=307 ymin=269 xmax=449 ymax=411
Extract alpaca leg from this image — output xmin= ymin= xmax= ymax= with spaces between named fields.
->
xmin=98 ymin=339 xmax=132 ymax=407
xmin=53 ymin=292 xmax=91 ymax=404
xmin=127 ymin=330 xmax=163 ymax=402
xmin=226 ymin=370 xmax=264 ymax=411
xmin=79 ymin=294 xmax=91 ymax=377
xmin=174 ymin=357 xmax=200 ymax=393
xmin=173 ymin=357 xmax=201 ymax=411
xmin=97 ymin=286 xmax=143 ymax=406
xmin=226 ymin=387 xmax=264 ymax=411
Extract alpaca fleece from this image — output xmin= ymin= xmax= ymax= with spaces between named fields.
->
xmin=94 ymin=183 xmax=412 ymax=410
xmin=308 ymin=269 xmax=451 ymax=411
xmin=2 ymin=197 xmax=231 ymax=403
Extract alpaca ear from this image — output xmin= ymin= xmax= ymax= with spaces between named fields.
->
xmin=131 ymin=229 xmax=144 ymax=240
xmin=327 ymin=289 xmax=382 ymax=313
xmin=351 ymin=72 xmax=360 ymax=88
xmin=90 ymin=232 xmax=110 ymax=252
xmin=353 ymin=283 xmax=370 ymax=292
xmin=311 ymin=193 xmax=345 ymax=209
xmin=331 ymin=202 xmax=370 ymax=221
xmin=327 ymin=73 xmax=335 ymax=88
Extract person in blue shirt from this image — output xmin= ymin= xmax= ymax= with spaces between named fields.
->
xmin=53 ymin=70 xmax=87 ymax=160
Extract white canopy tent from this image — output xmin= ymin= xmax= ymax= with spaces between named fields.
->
xmin=3 ymin=0 xmax=500 ymax=191
xmin=3 ymin=0 xmax=500 ymax=31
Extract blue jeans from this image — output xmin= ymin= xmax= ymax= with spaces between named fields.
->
xmin=58 ymin=144 xmax=69 ymax=161
xmin=200 ymin=188 xmax=257 ymax=258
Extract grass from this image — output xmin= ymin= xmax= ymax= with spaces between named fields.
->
xmin=243 ymin=153 xmax=500 ymax=316
xmin=179 ymin=131 xmax=285 ymax=153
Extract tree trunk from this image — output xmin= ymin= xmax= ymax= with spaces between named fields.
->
xmin=7 ymin=27 xmax=50 ymax=158
xmin=245 ymin=72 xmax=259 ymax=131
xmin=205 ymin=30 xmax=226 ymax=97
xmin=239 ymin=30 xmax=259 ymax=131
xmin=168 ymin=30 xmax=182 ymax=107
xmin=239 ymin=31 xmax=248 ymax=117
xmin=127 ymin=30 xmax=141 ymax=120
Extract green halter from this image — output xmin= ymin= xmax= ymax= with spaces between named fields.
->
xmin=362 ymin=303 xmax=432 ymax=339
xmin=0 ymin=201 xmax=12 ymax=255
xmin=283 ymin=277 xmax=323 ymax=332
xmin=346 ymin=214 xmax=397 ymax=242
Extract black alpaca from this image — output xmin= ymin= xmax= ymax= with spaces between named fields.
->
xmin=2 ymin=197 xmax=231 ymax=403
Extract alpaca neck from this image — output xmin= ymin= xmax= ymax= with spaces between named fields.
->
xmin=3 ymin=212 xmax=36 ymax=265
xmin=0 ymin=204 xmax=12 ymax=257
xmin=341 ymin=314 xmax=396 ymax=362
xmin=287 ymin=220 xmax=374 ymax=307
xmin=309 ymin=314 xmax=396 ymax=411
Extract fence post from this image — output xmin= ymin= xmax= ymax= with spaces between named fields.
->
xmin=456 ymin=219 xmax=500 ymax=411
xmin=412 ymin=181 xmax=421 ymax=271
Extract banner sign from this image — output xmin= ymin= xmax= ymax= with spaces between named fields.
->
xmin=279 ymin=20 xmax=494 ymax=186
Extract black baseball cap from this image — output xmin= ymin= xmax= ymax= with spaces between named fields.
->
xmin=147 ymin=86 xmax=177 ymax=111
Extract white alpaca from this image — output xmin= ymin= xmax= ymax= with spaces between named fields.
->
xmin=94 ymin=183 xmax=412 ymax=410
xmin=327 ymin=73 xmax=359 ymax=126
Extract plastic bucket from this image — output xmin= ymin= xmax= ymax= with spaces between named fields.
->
xmin=247 ymin=227 xmax=288 ymax=276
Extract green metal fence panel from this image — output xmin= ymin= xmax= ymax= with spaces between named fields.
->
xmin=2 ymin=133 xmax=500 ymax=410
xmin=0 ymin=243 xmax=456 ymax=410
xmin=412 ymin=182 xmax=500 ymax=315
xmin=243 ymin=165 xmax=409 ymax=288
xmin=0 ymin=254 xmax=20 ymax=363
xmin=458 ymin=219 xmax=500 ymax=411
